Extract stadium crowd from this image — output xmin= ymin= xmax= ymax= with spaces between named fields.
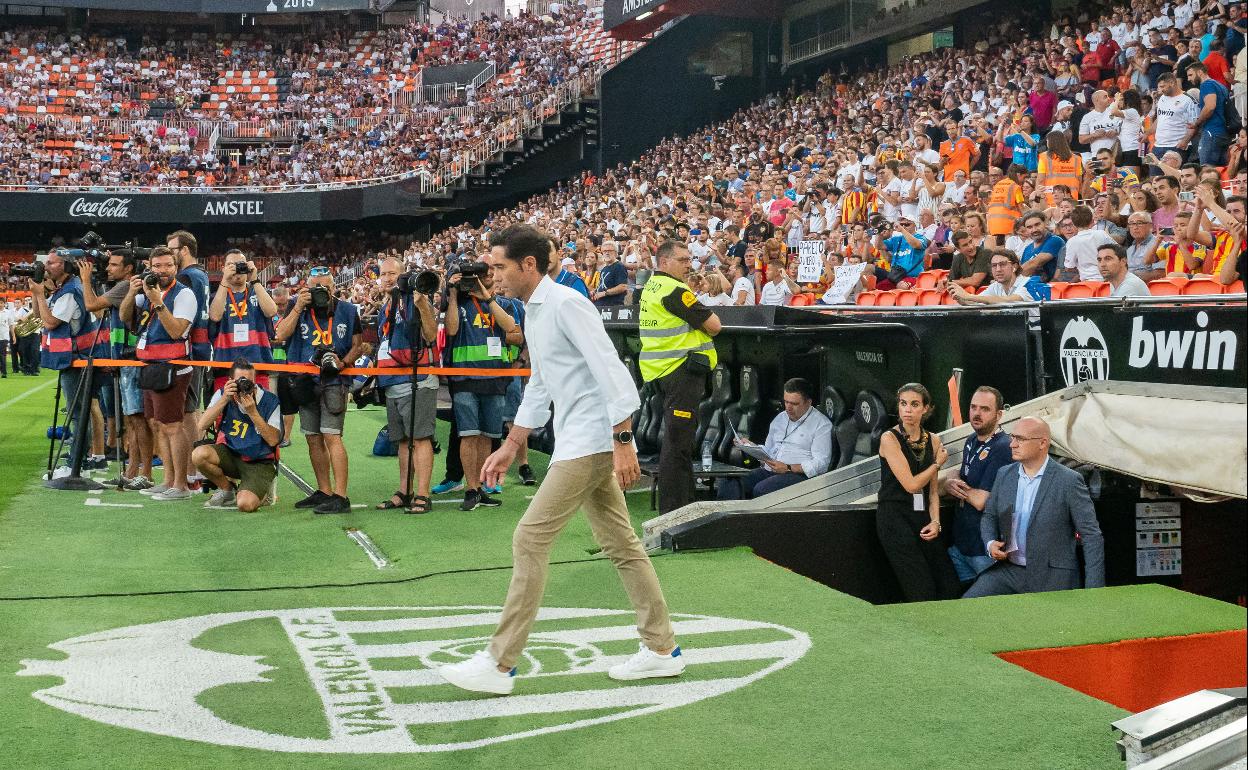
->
xmin=0 ymin=3 xmax=606 ymax=189
xmin=351 ymin=0 xmax=1245 ymax=304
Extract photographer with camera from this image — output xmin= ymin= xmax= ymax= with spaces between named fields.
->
xmin=29 ymin=249 xmax=109 ymax=475
xmin=374 ymin=257 xmax=439 ymax=514
xmin=80 ymin=248 xmax=155 ymax=490
xmin=274 ymin=265 xmax=363 ymax=515
xmin=269 ymin=285 xmax=297 ymax=448
xmin=445 ymin=253 xmax=524 ymax=511
xmin=119 ymin=246 xmax=197 ymax=501
xmin=192 ymin=358 xmax=282 ymax=512
xmin=167 ymin=230 xmax=211 ymax=491
xmin=209 ymin=249 xmax=277 ymax=392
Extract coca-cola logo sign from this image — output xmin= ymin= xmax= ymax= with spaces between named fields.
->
xmin=68 ymin=197 xmax=132 ymax=219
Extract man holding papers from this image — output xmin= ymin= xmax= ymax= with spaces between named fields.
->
xmin=718 ymin=378 xmax=834 ymax=501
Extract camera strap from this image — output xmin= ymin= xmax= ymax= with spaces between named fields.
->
xmin=225 ymin=288 xmax=249 ymax=321
xmin=310 ymin=306 xmax=332 ymax=346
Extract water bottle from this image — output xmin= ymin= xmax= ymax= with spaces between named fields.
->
xmin=701 ymin=439 xmax=713 ymax=471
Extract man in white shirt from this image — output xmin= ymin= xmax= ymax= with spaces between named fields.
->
xmin=1062 ymin=205 xmax=1116 ymax=281
xmin=1150 ymin=73 xmax=1197 ymax=161
xmin=1078 ymin=90 xmax=1122 ymax=162
xmin=886 ymin=162 xmax=923 ymax=222
xmin=438 ymin=224 xmax=684 ymax=697
xmin=759 ymin=259 xmax=799 ymax=306
xmin=942 ymin=169 xmax=970 ymax=205
xmin=718 ymin=378 xmax=834 ymax=500
xmin=1098 ymin=243 xmax=1152 ymax=297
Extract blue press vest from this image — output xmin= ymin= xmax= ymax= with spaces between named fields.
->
xmin=286 ymin=301 xmax=358 ymax=381
xmin=216 ymin=389 xmax=281 ymax=462
xmin=178 ymin=265 xmax=212 ymax=360
xmin=448 ymin=297 xmax=510 ymax=381
xmin=376 ymin=294 xmax=433 ymax=388
xmin=210 ymin=286 xmax=274 ymax=365
xmin=137 ymin=281 xmax=191 ymax=362
xmin=40 ymin=277 xmax=106 ymax=370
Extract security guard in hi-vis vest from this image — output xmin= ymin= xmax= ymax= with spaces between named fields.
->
xmin=638 ymin=240 xmax=722 ymax=513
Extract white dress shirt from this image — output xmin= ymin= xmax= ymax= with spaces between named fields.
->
xmin=512 ymin=276 xmax=640 ymax=464
xmin=762 ymin=405 xmax=835 ymax=478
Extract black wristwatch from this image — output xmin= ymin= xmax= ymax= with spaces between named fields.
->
xmin=613 ymin=430 xmax=634 ymax=445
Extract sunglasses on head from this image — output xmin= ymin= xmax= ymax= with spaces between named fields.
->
xmin=309 ymin=266 xmax=330 ymax=277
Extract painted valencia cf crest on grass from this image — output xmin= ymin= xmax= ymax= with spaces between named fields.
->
xmin=18 ymin=606 xmax=810 ymax=753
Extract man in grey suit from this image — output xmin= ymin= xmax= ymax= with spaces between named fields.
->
xmin=964 ymin=416 xmax=1105 ymax=598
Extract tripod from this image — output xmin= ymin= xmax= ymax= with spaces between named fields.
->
xmin=45 ymin=303 xmax=114 ymax=492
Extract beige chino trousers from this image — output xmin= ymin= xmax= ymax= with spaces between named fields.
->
xmin=488 ymin=451 xmax=676 ymax=669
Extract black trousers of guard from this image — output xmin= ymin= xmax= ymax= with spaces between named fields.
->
xmin=655 ymin=362 xmax=706 ymax=514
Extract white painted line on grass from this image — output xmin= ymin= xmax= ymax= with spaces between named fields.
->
xmin=0 ymin=378 xmax=55 ymax=411
xmin=84 ymin=497 xmax=143 ymax=509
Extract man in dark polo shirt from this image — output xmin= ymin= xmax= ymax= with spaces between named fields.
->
xmin=942 ymin=385 xmax=1012 ymax=588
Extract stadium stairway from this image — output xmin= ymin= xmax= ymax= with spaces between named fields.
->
xmin=423 ymin=93 xmax=599 ymax=206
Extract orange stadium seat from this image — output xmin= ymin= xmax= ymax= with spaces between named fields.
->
xmin=875 ymin=291 xmax=898 ymax=307
xmin=1062 ymin=283 xmax=1097 ymax=299
xmin=1047 ymin=281 xmax=1069 ymax=299
xmin=1092 ymin=281 xmax=1110 ymax=297
xmin=789 ymin=294 xmax=811 ymax=307
xmin=895 ymin=290 xmax=920 ymax=307
xmin=940 ymin=291 xmax=958 ymax=305
xmin=1226 ymin=280 xmax=1245 ymax=294
xmin=917 ymin=290 xmax=943 ymax=306
xmin=855 ymin=292 xmax=877 ymax=306
xmin=1148 ymin=279 xmax=1186 ymax=296
xmin=914 ymin=272 xmax=940 ymax=289
xmin=1181 ymin=279 xmax=1225 ymax=295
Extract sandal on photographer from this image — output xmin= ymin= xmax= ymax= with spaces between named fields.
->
xmin=407 ymin=495 xmax=433 ymax=515
xmin=376 ymin=491 xmax=412 ymax=510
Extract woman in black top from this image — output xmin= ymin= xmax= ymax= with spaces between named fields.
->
xmin=876 ymin=383 xmax=961 ymax=602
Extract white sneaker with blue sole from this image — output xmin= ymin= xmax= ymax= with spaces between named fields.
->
xmin=608 ymin=643 xmax=685 ymax=681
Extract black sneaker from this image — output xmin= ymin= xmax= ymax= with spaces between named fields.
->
xmin=478 ymin=492 xmax=502 ymax=508
xmin=314 ymin=494 xmax=351 ymax=515
xmin=295 ymin=490 xmax=331 ymax=509
xmin=518 ymin=464 xmax=537 ymax=486
xmin=460 ymin=489 xmax=481 ymax=511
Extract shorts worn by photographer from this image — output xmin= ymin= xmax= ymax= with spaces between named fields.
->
xmin=194 ymin=372 xmax=283 ymax=512
xmin=276 ymin=277 xmax=363 ymax=515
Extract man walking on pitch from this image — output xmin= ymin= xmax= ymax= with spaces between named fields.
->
xmin=437 ymin=224 xmax=683 ymax=695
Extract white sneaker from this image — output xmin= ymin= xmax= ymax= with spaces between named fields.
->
xmin=139 ymin=483 xmax=170 ymax=497
xmin=437 ymin=651 xmax=516 ymax=695
xmin=608 ymin=643 xmax=685 ymax=681
xmin=154 ymin=488 xmax=192 ymax=501
xmin=204 ymin=487 xmax=236 ymax=509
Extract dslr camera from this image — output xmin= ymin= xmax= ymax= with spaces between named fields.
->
xmin=396 ymin=269 xmax=439 ymax=296
xmin=314 ymin=346 xmax=342 ymax=379
xmin=231 ymin=260 xmax=256 ymax=276
xmin=234 ymin=376 xmax=256 ymax=398
xmin=142 ymin=270 xmax=161 ymax=289
xmin=448 ymin=260 xmax=489 ymax=299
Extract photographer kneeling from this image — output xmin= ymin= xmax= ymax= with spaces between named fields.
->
xmin=274 ymin=265 xmax=363 ymax=515
xmin=192 ymin=358 xmax=282 ymax=512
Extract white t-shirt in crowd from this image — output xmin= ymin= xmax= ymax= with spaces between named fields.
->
xmin=732 ymin=276 xmax=756 ymax=305
xmin=759 ymin=279 xmax=794 ymax=306
xmin=1079 ymin=109 xmax=1121 ymax=156
xmin=1118 ymin=108 xmax=1142 ymax=152
xmin=697 ymin=292 xmax=735 ymax=307
xmin=886 ymin=176 xmax=922 ymax=221
xmin=943 ymin=181 xmax=970 ymax=205
xmin=1153 ymin=93 xmax=1197 ymax=147
xmin=1063 ymin=228 xmax=1117 ymax=281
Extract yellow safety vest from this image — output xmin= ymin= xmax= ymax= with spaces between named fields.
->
xmin=637 ymin=272 xmax=717 ymax=382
